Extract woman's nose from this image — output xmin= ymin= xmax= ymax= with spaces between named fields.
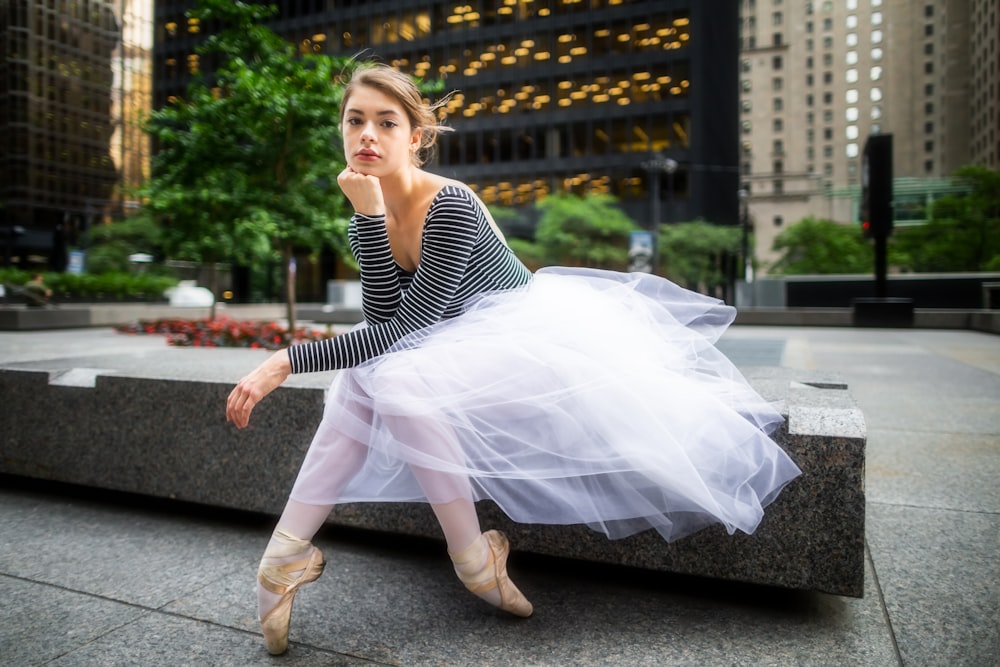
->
xmin=360 ymin=121 xmax=376 ymax=142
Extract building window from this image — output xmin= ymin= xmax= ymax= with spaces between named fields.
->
xmin=925 ymin=102 xmax=934 ymax=115
xmin=924 ymin=43 xmax=933 ymax=55
xmin=925 ymin=61 xmax=934 ymax=74
xmin=774 ymin=215 xmax=784 ymax=227
xmin=925 ymin=5 xmax=934 ymax=17
xmin=774 ymin=118 xmax=783 ymax=131
xmin=773 ymin=11 xmax=783 ymax=25
xmin=773 ymin=77 xmax=783 ymax=91
xmin=925 ymin=121 xmax=934 ymax=133
xmin=773 ymin=55 xmax=783 ymax=69
xmin=773 ymin=179 xmax=784 ymax=194
xmin=773 ymin=97 xmax=783 ymax=111
xmin=774 ymin=159 xmax=784 ymax=173
xmin=925 ymin=140 xmax=934 ymax=152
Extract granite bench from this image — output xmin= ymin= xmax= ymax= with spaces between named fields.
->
xmin=0 ymin=364 xmax=866 ymax=597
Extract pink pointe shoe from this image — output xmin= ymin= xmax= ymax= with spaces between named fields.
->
xmin=450 ymin=530 xmax=533 ymax=618
xmin=257 ymin=547 xmax=325 ymax=655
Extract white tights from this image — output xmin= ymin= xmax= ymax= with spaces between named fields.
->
xmin=257 ymin=402 xmax=500 ymax=619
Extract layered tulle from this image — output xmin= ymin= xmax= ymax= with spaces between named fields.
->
xmin=290 ymin=267 xmax=801 ymax=542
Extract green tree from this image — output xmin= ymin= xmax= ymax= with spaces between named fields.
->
xmin=893 ymin=166 xmax=1000 ymax=272
xmin=141 ymin=0 xmax=354 ymax=326
xmin=84 ymin=211 xmax=164 ymax=275
xmin=769 ymin=216 xmax=876 ymax=275
xmin=657 ymin=221 xmax=742 ymax=294
xmin=533 ymin=193 xmax=638 ymax=269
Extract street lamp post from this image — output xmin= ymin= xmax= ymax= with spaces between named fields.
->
xmin=641 ymin=154 xmax=678 ymax=275
xmin=738 ymin=187 xmax=753 ymax=284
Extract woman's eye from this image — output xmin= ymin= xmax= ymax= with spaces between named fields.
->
xmin=382 ymin=120 xmax=397 ymax=128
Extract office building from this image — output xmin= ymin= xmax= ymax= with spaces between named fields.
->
xmin=738 ymin=0 xmax=996 ymax=273
xmin=153 ymin=0 xmax=742 ymax=234
xmin=0 ymin=1 xmax=153 ymax=268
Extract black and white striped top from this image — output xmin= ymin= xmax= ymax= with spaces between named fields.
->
xmin=288 ymin=185 xmax=533 ymax=373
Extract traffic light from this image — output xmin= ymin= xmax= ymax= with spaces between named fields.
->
xmin=860 ymin=134 xmax=893 ymax=239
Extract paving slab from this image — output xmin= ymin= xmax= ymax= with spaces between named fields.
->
xmin=866 ymin=502 xmax=1000 ymax=667
xmin=2 ymin=324 xmax=999 ymax=666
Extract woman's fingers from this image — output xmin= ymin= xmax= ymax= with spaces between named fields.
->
xmin=226 ymin=350 xmax=292 ymax=429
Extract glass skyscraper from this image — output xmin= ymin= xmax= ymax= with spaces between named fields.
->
xmin=153 ymin=0 xmax=740 ymax=232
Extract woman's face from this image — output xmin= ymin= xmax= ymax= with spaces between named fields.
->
xmin=342 ymin=85 xmax=421 ymax=176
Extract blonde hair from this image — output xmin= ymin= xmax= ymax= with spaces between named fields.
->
xmin=340 ymin=63 xmax=453 ymax=166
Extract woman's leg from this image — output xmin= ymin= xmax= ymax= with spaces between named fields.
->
xmin=257 ymin=377 xmax=373 ymax=631
xmin=384 ymin=413 xmax=530 ymax=615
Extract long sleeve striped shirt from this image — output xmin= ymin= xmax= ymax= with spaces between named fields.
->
xmin=288 ymin=185 xmax=533 ymax=373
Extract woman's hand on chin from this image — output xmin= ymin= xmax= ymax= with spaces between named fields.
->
xmin=338 ymin=166 xmax=385 ymax=216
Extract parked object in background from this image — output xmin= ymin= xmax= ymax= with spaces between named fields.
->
xmin=166 ymin=280 xmax=214 ymax=307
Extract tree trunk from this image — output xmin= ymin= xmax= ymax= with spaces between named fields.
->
xmin=283 ymin=244 xmax=296 ymax=332
xmin=209 ymin=261 xmax=218 ymax=321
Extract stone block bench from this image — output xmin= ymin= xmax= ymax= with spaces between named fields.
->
xmin=0 ymin=364 xmax=865 ymax=597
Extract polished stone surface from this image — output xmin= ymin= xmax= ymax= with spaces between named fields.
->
xmin=0 ymin=328 xmax=866 ymax=596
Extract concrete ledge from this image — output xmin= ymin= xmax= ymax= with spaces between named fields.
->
xmin=0 ymin=307 xmax=92 ymax=330
xmin=0 ymin=303 xmax=291 ymax=330
xmin=0 ymin=363 xmax=865 ymax=597
xmin=736 ymin=307 xmax=1000 ymax=333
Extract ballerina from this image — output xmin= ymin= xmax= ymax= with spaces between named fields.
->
xmin=226 ymin=63 xmax=800 ymax=655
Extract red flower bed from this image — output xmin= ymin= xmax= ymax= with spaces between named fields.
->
xmin=116 ymin=316 xmax=332 ymax=349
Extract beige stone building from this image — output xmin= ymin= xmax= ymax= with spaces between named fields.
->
xmin=738 ymin=0 xmax=996 ymax=274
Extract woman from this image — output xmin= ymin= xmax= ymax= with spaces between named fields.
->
xmin=226 ymin=63 xmax=800 ymax=655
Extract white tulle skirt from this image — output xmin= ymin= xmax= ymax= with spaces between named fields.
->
xmin=289 ymin=267 xmax=801 ymax=542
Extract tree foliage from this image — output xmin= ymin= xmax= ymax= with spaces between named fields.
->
xmin=532 ymin=193 xmax=638 ymax=269
xmin=140 ymin=0 xmax=355 ymax=326
xmin=892 ymin=166 xmax=1000 ymax=272
xmin=657 ymin=221 xmax=742 ymax=293
xmin=84 ymin=211 xmax=164 ymax=274
xmin=769 ymin=216 xmax=878 ymax=275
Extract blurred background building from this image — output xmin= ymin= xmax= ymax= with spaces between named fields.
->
xmin=153 ymin=0 xmax=741 ymax=239
xmin=0 ymin=0 xmax=153 ymax=269
xmin=1 ymin=0 xmax=995 ymax=276
xmin=738 ymin=0 xmax=998 ymax=272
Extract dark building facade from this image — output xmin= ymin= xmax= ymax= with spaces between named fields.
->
xmin=153 ymin=0 xmax=740 ymax=234
xmin=0 ymin=0 xmax=152 ymax=269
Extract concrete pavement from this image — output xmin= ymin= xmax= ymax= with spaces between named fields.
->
xmin=1 ymin=325 xmax=998 ymax=666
